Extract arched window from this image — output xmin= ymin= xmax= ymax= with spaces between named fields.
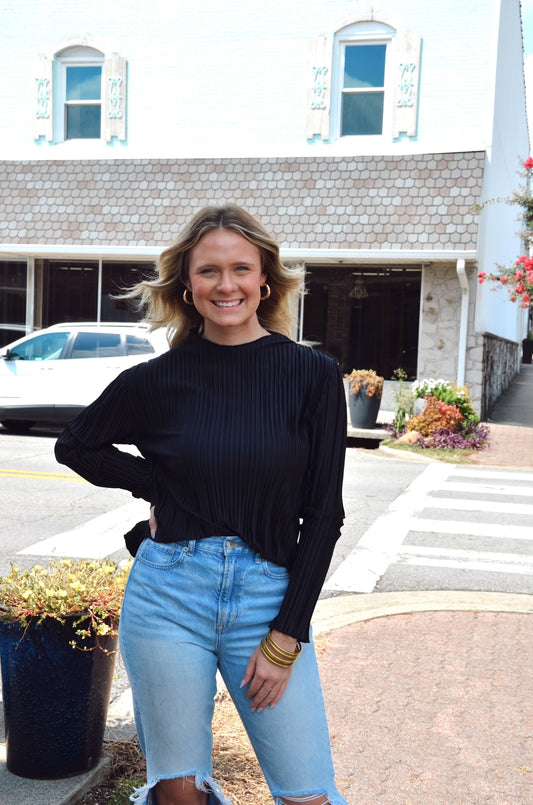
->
xmin=307 ymin=22 xmax=421 ymax=142
xmin=34 ymin=45 xmax=127 ymax=144
xmin=57 ymin=46 xmax=104 ymax=140
xmin=333 ymin=22 xmax=396 ymax=139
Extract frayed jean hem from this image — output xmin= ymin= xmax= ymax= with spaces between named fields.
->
xmin=272 ymin=789 xmax=348 ymax=804
xmin=129 ymin=771 xmax=232 ymax=804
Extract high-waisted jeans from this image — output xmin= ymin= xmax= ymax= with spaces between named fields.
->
xmin=119 ymin=535 xmax=348 ymax=805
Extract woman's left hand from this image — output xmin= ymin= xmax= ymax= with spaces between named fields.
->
xmin=241 ymin=630 xmax=298 ymax=712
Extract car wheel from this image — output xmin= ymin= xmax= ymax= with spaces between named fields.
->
xmin=1 ymin=420 xmax=35 ymax=433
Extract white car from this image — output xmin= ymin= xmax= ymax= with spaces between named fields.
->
xmin=0 ymin=322 xmax=169 ymax=432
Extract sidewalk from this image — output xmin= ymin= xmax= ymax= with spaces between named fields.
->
xmin=0 ymin=366 xmax=532 ymax=804
xmin=471 ymin=362 xmax=533 ymax=468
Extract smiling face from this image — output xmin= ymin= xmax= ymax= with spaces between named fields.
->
xmin=187 ymin=228 xmax=267 ymax=345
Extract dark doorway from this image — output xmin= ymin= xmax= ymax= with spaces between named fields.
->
xmin=302 ymin=265 xmax=421 ymax=379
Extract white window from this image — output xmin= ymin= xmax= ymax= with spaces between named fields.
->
xmin=34 ymin=47 xmax=127 ymax=144
xmin=307 ymin=23 xmax=421 ymax=143
xmin=56 ymin=48 xmax=104 ymax=141
xmin=333 ymin=24 xmax=395 ymax=140
xmin=340 ymin=43 xmax=387 ymax=136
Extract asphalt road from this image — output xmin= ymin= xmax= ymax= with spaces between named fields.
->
xmin=2 ymin=427 xmax=533 ymax=596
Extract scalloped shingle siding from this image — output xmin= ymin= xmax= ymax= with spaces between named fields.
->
xmin=0 ymin=152 xmax=484 ymax=250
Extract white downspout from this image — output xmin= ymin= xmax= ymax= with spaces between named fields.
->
xmin=456 ymin=259 xmax=469 ymax=386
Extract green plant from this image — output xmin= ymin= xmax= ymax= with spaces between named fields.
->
xmin=345 ymin=368 xmax=384 ymax=398
xmin=391 ymin=368 xmax=414 ymax=432
xmin=0 ymin=558 xmax=131 ymax=650
xmin=411 ymin=378 xmax=479 ymax=425
xmin=407 ymin=396 xmax=464 ymax=437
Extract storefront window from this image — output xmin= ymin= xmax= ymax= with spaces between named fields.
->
xmin=302 ymin=265 xmax=421 ymax=379
xmin=101 ymin=262 xmax=155 ymax=321
xmin=0 ymin=261 xmax=28 ymax=347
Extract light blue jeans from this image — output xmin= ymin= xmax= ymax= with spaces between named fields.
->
xmin=119 ymin=536 xmax=348 ymax=805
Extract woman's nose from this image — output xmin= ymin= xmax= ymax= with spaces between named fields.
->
xmin=217 ymin=270 xmax=236 ymax=292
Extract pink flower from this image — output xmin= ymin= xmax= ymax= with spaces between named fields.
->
xmin=525 ymin=157 xmax=533 ymax=170
xmin=515 ymin=269 xmax=524 ymax=280
xmin=477 ymin=271 xmax=487 ymax=283
xmin=500 ymin=276 xmax=509 ymax=285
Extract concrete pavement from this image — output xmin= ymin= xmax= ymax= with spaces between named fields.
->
xmin=0 ymin=364 xmax=532 ymax=804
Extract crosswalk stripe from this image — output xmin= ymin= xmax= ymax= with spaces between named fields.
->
xmin=450 ymin=468 xmax=533 ymax=482
xmin=19 ymin=499 xmax=148 ymax=559
xmin=397 ymin=546 xmax=533 ymax=575
xmin=440 ymin=481 xmax=533 ymax=498
xmin=406 ymin=518 xmax=533 ymax=540
xmin=406 ymin=497 xmax=533 ymax=516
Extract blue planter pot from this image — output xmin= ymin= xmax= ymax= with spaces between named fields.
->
xmin=0 ymin=615 xmax=117 ymax=779
xmin=348 ymin=389 xmax=382 ymax=429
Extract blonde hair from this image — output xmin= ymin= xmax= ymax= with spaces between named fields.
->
xmin=129 ymin=205 xmax=305 ymax=348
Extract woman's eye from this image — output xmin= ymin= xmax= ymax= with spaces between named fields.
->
xmin=235 ymin=265 xmax=250 ymax=272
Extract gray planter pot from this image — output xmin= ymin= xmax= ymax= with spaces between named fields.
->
xmin=348 ymin=389 xmax=382 ymax=429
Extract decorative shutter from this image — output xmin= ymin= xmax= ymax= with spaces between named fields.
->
xmin=34 ymin=54 xmax=54 ymax=141
xmin=306 ymin=35 xmax=333 ymax=140
xmin=103 ymin=53 xmax=127 ymax=142
xmin=392 ymin=31 xmax=421 ymax=138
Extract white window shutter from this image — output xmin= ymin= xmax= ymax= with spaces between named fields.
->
xmin=307 ymin=35 xmax=333 ymax=140
xmin=34 ymin=54 xmax=54 ymax=141
xmin=392 ymin=31 xmax=421 ymax=138
xmin=103 ymin=53 xmax=127 ymax=142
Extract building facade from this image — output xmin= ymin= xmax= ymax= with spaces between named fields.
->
xmin=0 ymin=0 xmax=529 ymax=415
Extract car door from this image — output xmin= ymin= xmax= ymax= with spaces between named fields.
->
xmin=53 ymin=331 xmax=126 ymax=418
xmin=54 ymin=329 xmax=158 ymax=419
xmin=0 ymin=331 xmax=70 ymax=418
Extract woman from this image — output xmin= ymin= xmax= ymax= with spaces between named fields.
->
xmin=55 ymin=205 xmax=348 ymax=805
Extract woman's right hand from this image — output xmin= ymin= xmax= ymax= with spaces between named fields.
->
xmin=149 ymin=505 xmax=158 ymax=537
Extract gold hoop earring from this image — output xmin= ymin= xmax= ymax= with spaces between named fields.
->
xmin=260 ymin=283 xmax=271 ymax=301
xmin=183 ymin=288 xmax=194 ymax=305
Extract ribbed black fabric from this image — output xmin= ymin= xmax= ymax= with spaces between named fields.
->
xmin=55 ymin=329 xmax=346 ymax=642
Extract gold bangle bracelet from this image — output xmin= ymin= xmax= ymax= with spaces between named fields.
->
xmin=260 ymin=637 xmax=295 ymax=668
xmin=266 ymin=632 xmax=302 ymax=659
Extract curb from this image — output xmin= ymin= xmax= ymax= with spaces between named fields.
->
xmin=312 ymin=590 xmax=533 ymax=636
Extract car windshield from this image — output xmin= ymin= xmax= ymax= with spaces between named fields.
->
xmin=7 ymin=332 xmax=69 ymax=361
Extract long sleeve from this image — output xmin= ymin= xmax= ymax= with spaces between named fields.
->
xmin=270 ymin=359 xmax=346 ymax=641
xmin=55 ymin=369 xmax=157 ymax=503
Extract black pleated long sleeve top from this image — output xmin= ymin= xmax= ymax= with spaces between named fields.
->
xmin=54 ymin=329 xmax=346 ymax=642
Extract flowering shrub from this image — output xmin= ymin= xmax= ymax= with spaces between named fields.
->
xmin=476 ymin=158 xmax=533 ymax=308
xmin=407 ymin=396 xmax=464 ymax=437
xmin=411 ymin=378 xmax=480 ymax=425
xmin=0 ymin=558 xmax=131 ymax=650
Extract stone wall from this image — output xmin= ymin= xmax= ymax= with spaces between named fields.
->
xmin=480 ymin=334 xmax=519 ymax=418
xmin=418 ymin=262 xmax=462 ymax=378
xmin=418 ymin=262 xmax=491 ymax=415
